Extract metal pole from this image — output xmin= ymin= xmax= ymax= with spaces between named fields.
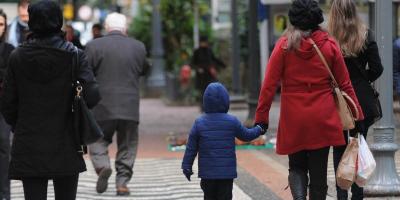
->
xmin=73 ymin=0 xmax=78 ymax=21
xmin=364 ymin=0 xmax=400 ymax=196
xmin=147 ymin=0 xmax=166 ymax=96
xmin=194 ymin=0 xmax=199 ymax=49
xmin=231 ymin=0 xmax=241 ymax=94
xmin=247 ymin=0 xmax=260 ymax=122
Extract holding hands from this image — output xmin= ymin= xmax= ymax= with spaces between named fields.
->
xmin=255 ymin=123 xmax=268 ymax=135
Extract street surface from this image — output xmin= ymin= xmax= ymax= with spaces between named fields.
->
xmin=10 ymin=98 xmax=400 ymax=199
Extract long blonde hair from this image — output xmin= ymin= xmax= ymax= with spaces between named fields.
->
xmin=284 ymin=25 xmax=311 ymax=51
xmin=328 ymin=0 xmax=367 ymax=57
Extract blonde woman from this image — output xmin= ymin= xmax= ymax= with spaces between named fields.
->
xmin=255 ymin=0 xmax=364 ymax=199
xmin=328 ymin=0 xmax=383 ymax=199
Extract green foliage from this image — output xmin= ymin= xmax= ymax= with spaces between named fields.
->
xmin=160 ymin=0 xmax=212 ymax=72
xmin=159 ymin=0 xmax=194 ymax=72
xmin=238 ymin=0 xmax=249 ymax=66
xmin=128 ymin=0 xmax=212 ymax=72
xmin=128 ymin=0 xmax=152 ymax=52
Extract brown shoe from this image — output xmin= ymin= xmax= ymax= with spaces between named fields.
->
xmin=96 ymin=168 xmax=112 ymax=194
xmin=116 ymin=186 xmax=130 ymax=196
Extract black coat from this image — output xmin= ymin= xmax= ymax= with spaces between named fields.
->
xmin=1 ymin=35 xmax=100 ymax=179
xmin=0 ymin=42 xmax=14 ymax=82
xmin=344 ymin=29 xmax=383 ymax=122
xmin=191 ymin=47 xmax=226 ymax=92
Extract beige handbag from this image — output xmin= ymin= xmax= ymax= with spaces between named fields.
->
xmin=309 ymin=39 xmax=359 ymax=130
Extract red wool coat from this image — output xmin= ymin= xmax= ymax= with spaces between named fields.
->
xmin=255 ymin=30 xmax=364 ymax=155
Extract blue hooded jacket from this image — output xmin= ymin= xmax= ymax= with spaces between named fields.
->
xmin=181 ymin=82 xmax=261 ymax=179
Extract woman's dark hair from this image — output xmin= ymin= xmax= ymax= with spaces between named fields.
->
xmin=18 ymin=0 xmax=30 ymax=8
xmin=92 ymin=23 xmax=103 ymax=30
xmin=0 ymin=9 xmax=7 ymax=42
xmin=28 ymin=0 xmax=63 ymax=37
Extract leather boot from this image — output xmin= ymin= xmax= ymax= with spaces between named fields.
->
xmin=309 ymin=185 xmax=328 ymax=200
xmin=288 ymin=170 xmax=308 ymax=200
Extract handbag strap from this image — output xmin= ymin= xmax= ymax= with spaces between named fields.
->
xmin=72 ymin=46 xmax=79 ymax=84
xmin=310 ymin=38 xmax=360 ymax=120
xmin=309 ymin=39 xmax=339 ymax=88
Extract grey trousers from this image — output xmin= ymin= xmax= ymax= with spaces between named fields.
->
xmin=0 ymin=114 xmax=11 ymax=200
xmin=89 ymin=120 xmax=139 ymax=187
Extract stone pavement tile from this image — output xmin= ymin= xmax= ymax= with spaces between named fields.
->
xmin=236 ymin=166 xmax=281 ymax=200
xmin=237 ymin=151 xmax=291 ymax=200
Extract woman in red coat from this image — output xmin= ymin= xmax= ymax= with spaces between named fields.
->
xmin=255 ymin=0 xmax=364 ymax=199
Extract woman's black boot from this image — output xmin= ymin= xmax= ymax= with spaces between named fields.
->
xmin=288 ymin=170 xmax=308 ymax=200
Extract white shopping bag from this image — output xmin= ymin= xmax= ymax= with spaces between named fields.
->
xmin=355 ymin=136 xmax=376 ymax=187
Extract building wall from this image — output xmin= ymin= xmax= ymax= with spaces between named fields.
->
xmin=0 ymin=3 xmax=18 ymax=24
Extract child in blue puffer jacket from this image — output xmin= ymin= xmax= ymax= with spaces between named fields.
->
xmin=181 ymin=82 xmax=266 ymax=200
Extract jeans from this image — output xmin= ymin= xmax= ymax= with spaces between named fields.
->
xmin=200 ymin=179 xmax=233 ymax=200
xmin=22 ymin=174 xmax=79 ymax=200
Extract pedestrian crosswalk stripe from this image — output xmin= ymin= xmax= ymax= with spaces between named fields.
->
xmin=11 ymin=159 xmax=252 ymax=200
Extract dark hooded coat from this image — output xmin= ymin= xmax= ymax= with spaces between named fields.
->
xmin=182 ymin=83 xmax=261 ymax=179
xmin=1 ymin=35 xmax=100 ymax=179
xmin=0 ymin=42 xmax=14 ymax=83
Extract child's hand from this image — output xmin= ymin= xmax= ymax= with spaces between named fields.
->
xmin=255 ymin=123 xmax=268 ymax=135
xmin=182 ymin=169 xmax=193 ymax=181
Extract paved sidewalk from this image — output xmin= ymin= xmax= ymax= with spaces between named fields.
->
xmin=11 ymin=159 xmax=251 ymax=200
xmin=9 ymin=98 xmax=400 ymax=199
xmin=240 ymin=101 xmax=400 ymax=200
xmin=9 ymin=99 xmax=273 ymax=200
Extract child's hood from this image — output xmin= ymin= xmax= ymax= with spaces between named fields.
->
xmin=203 ymin=82 xmax=230 ymax=113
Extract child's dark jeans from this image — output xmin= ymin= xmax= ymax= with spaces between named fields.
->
xmin=200 ymin=179 xmax=233 ymax=200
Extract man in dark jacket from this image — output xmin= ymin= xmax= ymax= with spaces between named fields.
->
xmin=181 ymin=82 xmax=264 ymax=200
xmin=85 ymin=12 xmax=150 ymax=196
xmin=192 ymin=36 xmax=226 ymax=111
xmin=393 ymin=38 xmax=400 ymax=96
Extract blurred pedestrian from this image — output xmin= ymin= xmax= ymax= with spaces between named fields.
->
xmin=65 ymin=24 xmax=84 ymax=49
xmin=91 ymin=23 xmax=103 ymax=40
xmin=7 ymin=0 xmax=29 ymax=47
xmin=0 ymin=9 xmax=14 ymax=200
xmin=328 ymin=0 xmax=383 ymax=199
xmin=393 ymin=38 xmax=400 ymax=97
xmin=182 ymin=82 xmax=265 ymax=200
xmin=254 ymin=0 xmax=364 ymax=199
xmin=0 ymin=1 xmax=100 ymax=200
xmin=85 ymin=12 xmax=150 ymax=196
xmin=191 ymin=36 xmax=226 ymax=111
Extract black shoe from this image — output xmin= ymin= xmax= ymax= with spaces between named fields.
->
xmin=288 ymin=170 xmax=308 ymax=200
xmin=116 ymin=186 xmax=130 ymax=196
xmin=96 ymin=168 xmax=112 ymax=194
